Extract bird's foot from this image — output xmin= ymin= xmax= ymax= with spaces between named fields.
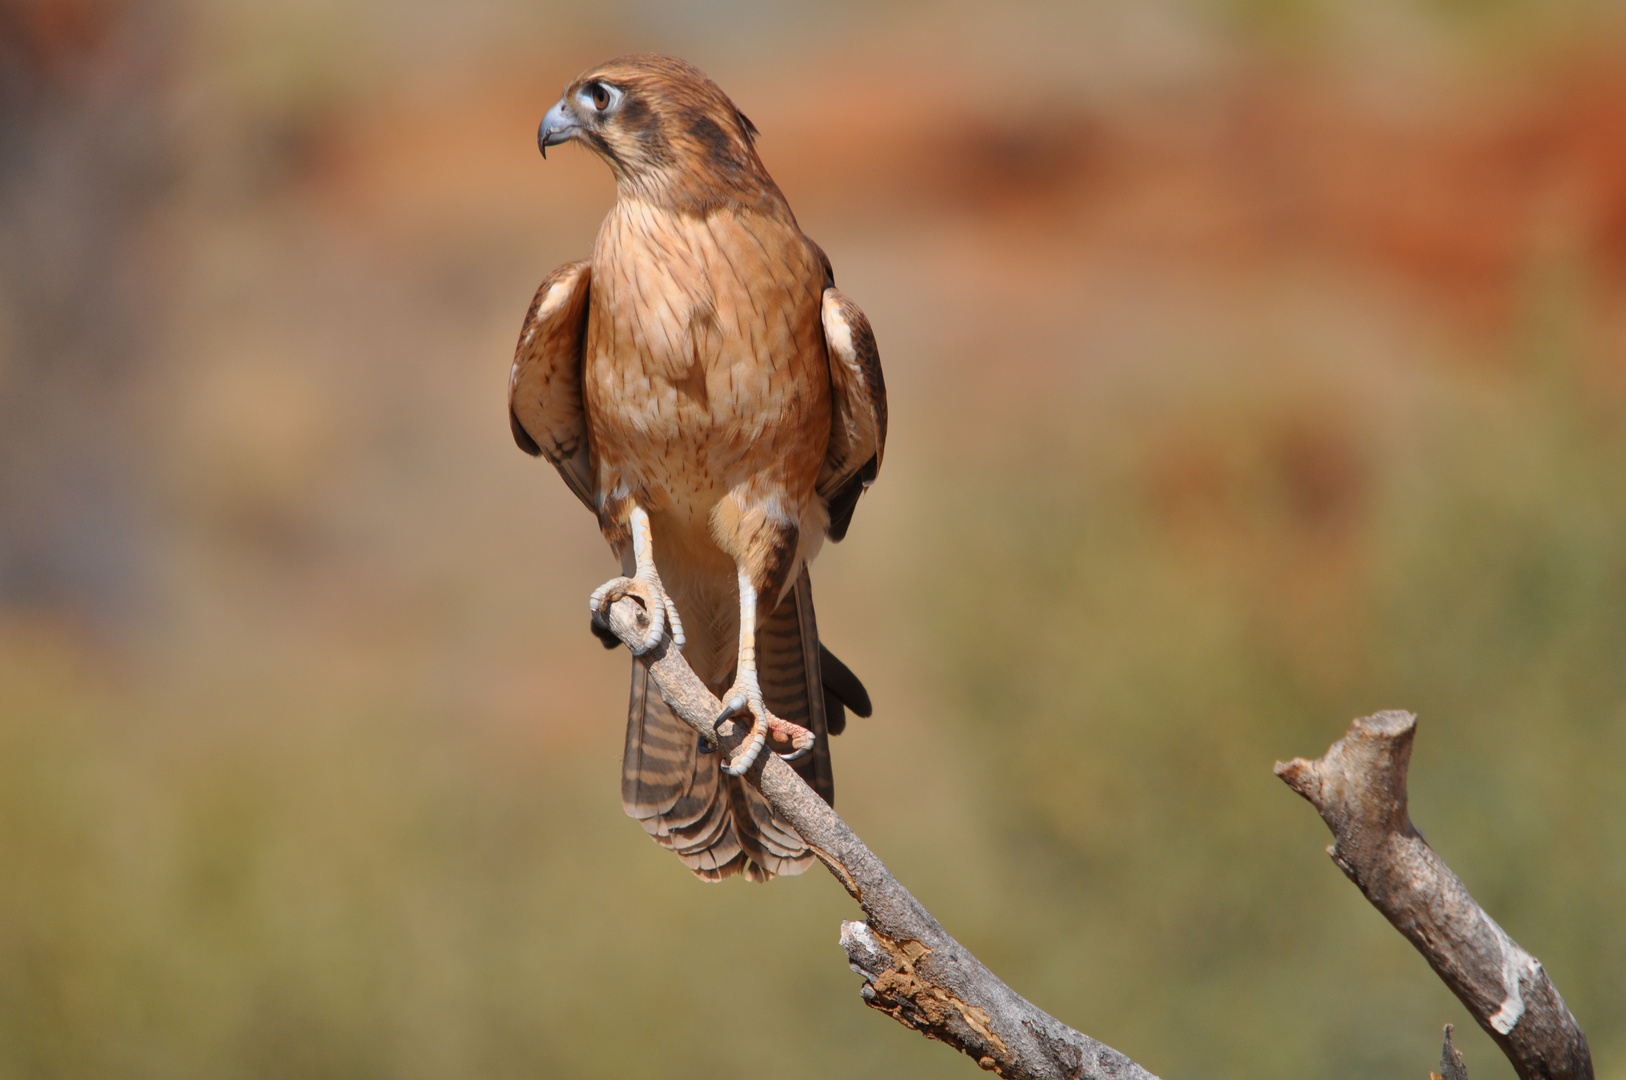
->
xmin=715 ymin=691 xmax=814 ymax=774
xmin=589 ymin=571 xmax=684 ymax=655
xmin=767 ymin=714 xmax=816 ymax=762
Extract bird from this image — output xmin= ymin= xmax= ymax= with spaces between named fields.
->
xmin=509 ymin=54 xmax=886 ymax=882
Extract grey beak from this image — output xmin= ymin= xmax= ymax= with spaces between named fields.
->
xmin=538 ymin=98 xmax=577 ymax=158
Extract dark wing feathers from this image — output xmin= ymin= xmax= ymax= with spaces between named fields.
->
xmin=819 ymin=287 xmax=886 ymax=542
xmin=817 ymin=641 xmax=871 ymax=736
xmin=509 ymin=260 xmax=595 ymax=509
xmin=823 ymin=458 xmax=877 ymax=544
xmin=817 ymin=643 xmax=871 ymax=717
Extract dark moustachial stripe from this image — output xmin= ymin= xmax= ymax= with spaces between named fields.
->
xmin=581 ymin=128 xmax=618 ymax=167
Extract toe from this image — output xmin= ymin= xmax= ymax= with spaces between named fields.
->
xmin=723 ymin=726 xmax=766 ymax=775
xmin=663 ymin=597 xmax=685 ymax=648
xmin=636 ymin=603 xmax=665 ymax=653
xmin=588 ymin=577 xmax=629 ymax=614
xmin=720 ymin=698 xmax=769 ymax=775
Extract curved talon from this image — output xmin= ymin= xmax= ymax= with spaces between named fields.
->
xmin=712 ymin=687 xmax=814 ymax=775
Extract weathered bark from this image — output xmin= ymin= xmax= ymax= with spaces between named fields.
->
xmin=608 ymin=594 xmax=1593 ymax=1079
xmin=1275 ymin=711 xmax=1593 ymax=1080
xmin=605 ymin=593 xmax=1160 ymax=1080
xmin=1437 ymin=1024 xmax=1470 ymax=1080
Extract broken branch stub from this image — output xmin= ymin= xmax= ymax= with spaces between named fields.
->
xmin=1435 ymin=1024 xmax=1470 ymax=1080
xmin=1275 ymin=711 xmax=1593 ymax=1080
xmin=605 ymin=594 xmax=1159 ymax=1080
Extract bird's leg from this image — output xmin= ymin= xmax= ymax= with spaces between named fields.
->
xmin=715 ymin=567 xmax=815 ymax=775
xmin=589 ymin=505 xmax=684 ymax=655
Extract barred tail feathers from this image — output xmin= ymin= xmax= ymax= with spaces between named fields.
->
xmin=620 ymin=568 xmax=837 ymax=881
xmin=761 ymin=568 xmax=834 ymax=806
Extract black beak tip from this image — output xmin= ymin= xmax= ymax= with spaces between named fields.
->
xmin=537 ymin=121 xmax=548 ymax=159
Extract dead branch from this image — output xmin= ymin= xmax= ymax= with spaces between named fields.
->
xmin=604 ymin=594 xmax=1159 ymax=1080
xmin=1275 ymin=711 xmax=1593 ymax=1080
xmin=1437 ymin=1024 xmax=1470 ymax=1080
xmin=608 ymin=591 xmax=1594 ymax=1079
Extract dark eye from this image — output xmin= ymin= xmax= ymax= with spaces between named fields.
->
xmin=590 ymin=83 xmax=610 ymax=110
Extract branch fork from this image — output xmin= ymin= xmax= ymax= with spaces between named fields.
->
xmin=603 ymin=594 xmax=1593 ymax=1079
xmin=1275 ymin=711 xmax=1592 ymax=1080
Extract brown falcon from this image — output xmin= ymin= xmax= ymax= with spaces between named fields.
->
xmin=509 ymin=55 xmax=886 ymax=881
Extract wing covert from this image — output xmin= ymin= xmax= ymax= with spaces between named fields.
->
xmin=509 ymin=259 xmax=594 ymax=509
xmin=818 ymin=287 xmax=887 ymax=542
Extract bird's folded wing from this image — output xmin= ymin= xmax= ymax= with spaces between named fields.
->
xmin=818 ymin=287 xmax=887 ymax=541
xmin=509 ymin=259 xmax=594 ymax=509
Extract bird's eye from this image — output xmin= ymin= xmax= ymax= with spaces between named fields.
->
xmin=590 ymin=83 xmax=611 ymax=110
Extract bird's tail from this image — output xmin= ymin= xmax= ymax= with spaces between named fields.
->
xmin=620 ymin=568 xmax=868 ymax=881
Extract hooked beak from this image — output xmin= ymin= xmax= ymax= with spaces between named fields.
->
xmin=537 ymin=98 xmax=578 ymax=159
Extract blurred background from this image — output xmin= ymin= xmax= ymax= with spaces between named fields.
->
xmin=3 ymin=0 xmax=1625 ymax=1077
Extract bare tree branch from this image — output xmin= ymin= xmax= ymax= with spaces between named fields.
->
xmin=604 ymin=595 xmax=1160 ymax=1080
xmin=607 ymin=594 xmax=1594 ymax=1079
xmin=1275 ymin=711 xmax=1593 ymax=1080
xmin=1437 ymin=1024 xmax=1470 ymax=1080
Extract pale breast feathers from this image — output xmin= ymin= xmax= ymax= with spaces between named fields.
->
xmin=818 ymin=287 xmax=887 ymax=542
xmin=510 ymin=259 xmax=594 ymax=509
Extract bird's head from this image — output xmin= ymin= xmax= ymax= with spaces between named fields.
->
xmin=537 ymin=54 xmax=783 ymax=215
